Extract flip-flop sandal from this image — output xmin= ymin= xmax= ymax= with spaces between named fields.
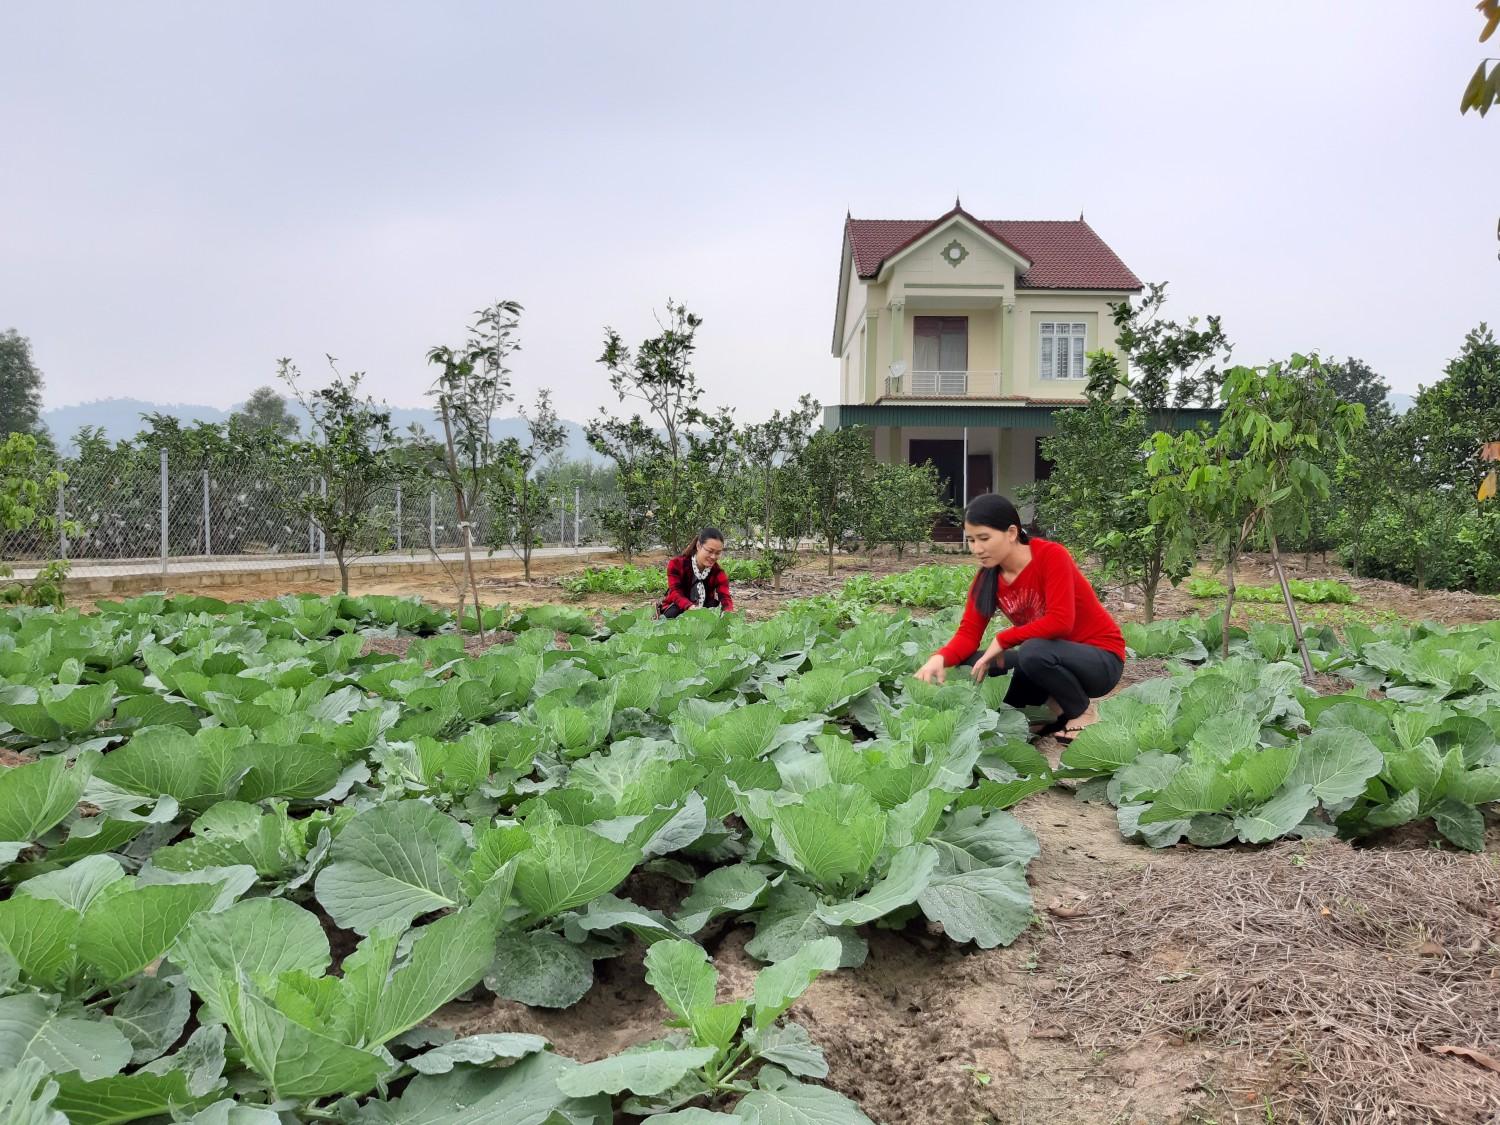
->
xmin=1029 ymin=717 xmax=1070 ymax=744
xmin=1031 ymin=717 xmax=1088 ymax=746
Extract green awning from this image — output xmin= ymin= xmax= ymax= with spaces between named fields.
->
xmin=823 ymin=403 xmax=1221 ymax=433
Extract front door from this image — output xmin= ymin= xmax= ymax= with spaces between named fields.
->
xmin=966 ymin=454 xmax=992 ymax=504
xmin=909 ymin=438 xmax=964 ymax=540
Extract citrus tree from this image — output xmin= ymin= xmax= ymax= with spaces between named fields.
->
xmin=0 ymin=432 xmax=72 ymax=606
xmin=1037 ymin=352 xmax=1199 ymax=621
xmin=1150 ymin=357 xmax=1363 ymax=676
xmin=281 ymin=358 xmax=401 ymax=595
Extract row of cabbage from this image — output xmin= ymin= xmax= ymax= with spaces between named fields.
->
xmin=1075 ymin=615 xmax=1500 ymax=849
xmin=0 ymin=593 xmax=1048 ymax=1123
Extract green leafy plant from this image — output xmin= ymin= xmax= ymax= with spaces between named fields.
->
xmin=557 ymin=936 xmax=875 ymax=1121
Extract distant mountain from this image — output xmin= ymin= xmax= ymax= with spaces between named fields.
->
xmin=42 ymin=397 xmax=602 ymax=462
xmin=1389 ymin=392 xmax=1415 ymax=414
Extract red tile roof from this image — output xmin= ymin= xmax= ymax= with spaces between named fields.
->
xmin=846 ymin=209 xmax=1142 ymax=290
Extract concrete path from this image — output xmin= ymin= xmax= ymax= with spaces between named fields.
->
xmin=8 ymin=545 xmax=616 ymax=582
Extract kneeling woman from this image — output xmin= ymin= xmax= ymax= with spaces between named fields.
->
xmin=658 ymin=527 xmax=735 ymax=618
xmin=915 ymin=494 xmax=1124 ymax=743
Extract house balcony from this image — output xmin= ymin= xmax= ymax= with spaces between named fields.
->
xmin=882 ymin=369 xmax=1004 ymax=399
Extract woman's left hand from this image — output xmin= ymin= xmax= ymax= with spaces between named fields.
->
xmin=970 ymin=641 xmax=1005 ymax=682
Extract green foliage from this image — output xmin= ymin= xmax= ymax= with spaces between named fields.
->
xmin=229 ymin=386 xmax=300 ymax=439
xmin=0 ymin=328 xmax=49 ymax=441
xmin=558 ymin=937 xmax=874 ymax=1119
xmin=1149 ymin=356 xmax=1364 ymax=671
xmin=0 ymin=432 xmax=72 ymax=608
xmin=595 ymin=300 xmax=707 ymax=554
xmin=562 ymin=559 xmax=771 ymax=596
xmin=1034 ymin=355 xmax=1197 ymax=621
xmin=732 ymin=395 xmax=821 ymax=583
xmin=1184 ymin=576 xmax=1355 ymax=605
xmin=1460 ymin=2 xmax=1500 ymax=115
xmin=1334 ymin=326 xmax=1500 ymax=593
xmin=280 ymin=357 xmax=402 ymax=594
xmin=586 ymin=414 xmax=662 ymax=561
xmin=1061 ymin=620 xmax=1500 ymax=853
xmin=857 ymin=459 xmax=949 ymax=559
xmin=487 ymin=389 xmax=567 ymax=580
xmin=799 ymin=425 xmax=874 ymax=574
xmin=835 ymin=565 xmax=974 ymax=609
xmin=1099 ymin=282 xmax=1232 ymax=411
xmin=0 ymin=582 xmax=1058 ymax=1120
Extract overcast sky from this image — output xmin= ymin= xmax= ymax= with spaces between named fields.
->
xmin=3 ymin=1 xmax=1497 ymax=422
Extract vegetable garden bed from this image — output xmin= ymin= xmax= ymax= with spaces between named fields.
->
xmin=0 ymin=586 xmax=1496 ymax=1123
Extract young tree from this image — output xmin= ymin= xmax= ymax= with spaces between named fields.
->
xmin=427 ymin=301 xmax=522 ymax=636
xmin=860 ymin=460 xmax=949 ymax=561
xmin=231 ymin=386 xmax=301 ymax=439
xmin=1319 ymin=356 xmax=1394 ymax=430
xmin=733 ymin=395 xmax=820 ymax=586
xmin=681 ymin=406 xmax=740 ymax=541
xmin=280 ymin=357 xmax=401 ymax=595
xmin=488 ymin=389 xmax=566 ymax=580
xmin=0 ymin=329 xmax=49 ymax=443
xmin=1095 ymin=283 xmax=1233 ymax=413
xmin=1037 ymin=354 xmax=1200 ymax=621
xmin=0 ymin=432 xmax=72 ymax=606
xmin=1152 ymin=358 xmax=1363 ymax=676
xmin=586 ymin=415 xmax=663 ymax=561
xmin=1337 ymin=328 xmax=1500 ymax=593
xmin=800 ymin=425 xmax=873 ymax=574
xmin=596 ymin=300 xmax=706 ymax=551
xmin=1403 ymin=324 xmax=1500 ymax=494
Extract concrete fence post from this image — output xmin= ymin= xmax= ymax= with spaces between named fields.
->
xmin=159 ymin=449 xmax=169 ymax=577
xmin=202 ymin=469 xmax=212 ymax=556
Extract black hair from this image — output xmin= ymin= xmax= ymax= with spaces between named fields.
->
xmin=963 ymin=494 xmax=1029 ymax=617
xmin=686 ymin=527 xmax=725 ymax=557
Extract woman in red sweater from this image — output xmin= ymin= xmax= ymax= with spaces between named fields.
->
xmin=915 ymin=494 xmax=1125 ymax=743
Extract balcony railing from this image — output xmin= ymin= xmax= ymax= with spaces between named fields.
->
xmin=883 ymin=370 xmax=1003 ymax=398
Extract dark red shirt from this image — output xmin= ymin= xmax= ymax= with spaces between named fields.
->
xmin=661 ymin=554 xmax=734 ymax=613
xmin=936 ymin=538 xmax=1125 ymax=666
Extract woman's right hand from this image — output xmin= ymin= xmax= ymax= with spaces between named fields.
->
xmin=914 ymin=654 xmax=947 ymax=684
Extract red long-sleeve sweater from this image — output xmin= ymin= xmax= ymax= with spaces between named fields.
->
xmin=935 ymin=538 xmax=1126 ymax=666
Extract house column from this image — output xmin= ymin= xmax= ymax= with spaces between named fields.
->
xmin=888 ymin=299 xmax=906 ymax=395
xmin=1001 ymin=299 xmax=1017 ymax=396
xmin=993 ymin=305 xmax=1005 ymax=394
xmin=864 ymin=311 xmax=880 ymax=401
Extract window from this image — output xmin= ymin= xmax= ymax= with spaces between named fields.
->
xmin=913 ymin=316 xmax=968 ymax=393
xmin=1039 ymin=321 xmax=1086 ymax=380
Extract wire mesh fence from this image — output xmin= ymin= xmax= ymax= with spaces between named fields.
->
xmin=2 ymin=452 xmax=615 ymax=579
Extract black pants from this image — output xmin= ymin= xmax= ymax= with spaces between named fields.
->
xmin=659 ymin=603 xmax=717 ymax=620
xmin=962 ymin=639 xmax=1123 ymax=721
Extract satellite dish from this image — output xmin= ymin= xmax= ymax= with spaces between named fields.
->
xmin=889 ymin=360 xmax=907 ymax=378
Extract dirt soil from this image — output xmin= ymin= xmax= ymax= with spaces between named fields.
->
xmin=1103 ymin=551 xmax=1500 ymax=631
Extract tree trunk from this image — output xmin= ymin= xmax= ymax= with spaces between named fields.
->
xmin=827 ymin=538 xmax=835 ymax=575
xmin=1269 ymin=527 xmax=1315 ymax=683
xmin=336 ymin=552 xmax=350 ymax=595
xmin=1222 ymin=550 xmax=1237 ymax=661
xmin=438 ymin=400 xmax=485 ymax=644
xmin=1143 ymin=581 xmax=1156 ymax=624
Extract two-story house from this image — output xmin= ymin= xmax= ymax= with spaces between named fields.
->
xmin=826 ymin=202 xmax=1168 ymax=532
